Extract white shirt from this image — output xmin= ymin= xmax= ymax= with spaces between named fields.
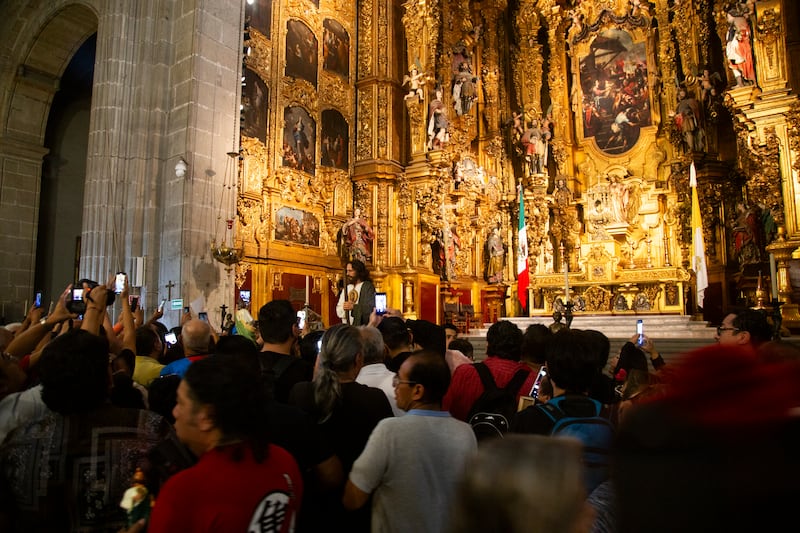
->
xmin=356 ymin=363 xmax=404 ymax=417
xmin=0 ymin=385 xmax=47 ymax=444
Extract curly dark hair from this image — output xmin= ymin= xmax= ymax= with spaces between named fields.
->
xmin=486 ymin=320 xmax=523 ymax=361
xmin=348 ymin=259 xmax=371 ymax=282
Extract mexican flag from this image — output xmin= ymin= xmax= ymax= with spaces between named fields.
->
xmin=517 ymin=186 xmax=529 ymax=309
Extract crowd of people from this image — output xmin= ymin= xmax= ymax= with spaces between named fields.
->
xmin=0 ymin=272 xmax=799 ymax=532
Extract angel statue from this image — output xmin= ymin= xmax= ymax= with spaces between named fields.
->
xmin=403 ymin=66 xmax=425 ymax=101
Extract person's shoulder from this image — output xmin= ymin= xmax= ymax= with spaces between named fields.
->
xmin=346 ymin=381 xmax=388 ymax=399
xmin=451 ymin=360 xmax=478 ymax=379
xmin=268 ymin=443 xmax=300 ymax=465
xmin=162 ymin=358 xmax=189 ymax=373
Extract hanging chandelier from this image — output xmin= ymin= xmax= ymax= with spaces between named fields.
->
xmin=211 ymin=150 xmax=243 ymax=269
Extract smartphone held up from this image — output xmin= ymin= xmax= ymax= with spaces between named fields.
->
xmin=115 ymin=272 xmax=127 ymax=294
xmin=375 ymin=292 xmax=387 ymax=315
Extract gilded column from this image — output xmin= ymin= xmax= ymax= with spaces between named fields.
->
xmin=544 ymin=7 xmax=570 ymax=173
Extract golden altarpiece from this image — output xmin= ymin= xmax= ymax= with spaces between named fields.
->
xmin=229 ymin=0 xmax=800 ymax=329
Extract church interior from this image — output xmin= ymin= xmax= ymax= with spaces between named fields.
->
xmin=2 ymin=0 xmax=800 ymax=333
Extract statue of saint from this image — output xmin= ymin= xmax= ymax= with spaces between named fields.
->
xmin=674 ymin=87 xmax=706 ymax=152
xmin=427 ymin=87 xmax=450 ymax=150
xmin=484 ymin=227 xmax=506 ymax=284
xmin=342 ymin=208 xmax=374 ymax=263
xmin=725 ymin=6 xmax=755 ymax=86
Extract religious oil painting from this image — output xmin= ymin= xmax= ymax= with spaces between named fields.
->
xmin=275 ymin=206 xmax=321 ymax=247
xmin=285 ymin=19 xmax=318 ymax=87
xmin=323 ymin=19 xmax=349 ymax=79
xmin=320 ymin=109 xmax=349 ymax=170
xmin=579 ymin=28 xmax=651 ymax=156
xmin=282 ymin=106 xmax=316 ymax=175
xmin=241 ymin=67 xmax=268 ymax=144
xmin=246 ymin=0 xmax=272 ymax=40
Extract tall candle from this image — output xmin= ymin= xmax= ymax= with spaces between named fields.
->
xmin=769 ymin=253 xmax=778 ymax=300
xmin=564 ymin=263 xmax=570 ymax=302
xmin=305 ymin=276 xmax=310 ymax=305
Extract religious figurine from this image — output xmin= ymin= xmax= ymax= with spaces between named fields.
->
xmin=549 ymin=310 xmax=567 ymax=333
xmin=427 ymin=86 xmax=450 ymax=150
xmin=452 ymin=62 xmax=477 ymax=116
xmin=341 ymin=208 xmax=375 ymax=263
xmin=119 ymin=468 xmax=152 ymax=527
xmin=542 ymin=239 xmax=554 ymax=274
xmin=587 ymin=199 xmax=612 ymax=240
xmin=607 ymin=175 xmax=630 ymax=224
xmin=553 ymin=177 xmax=573 ymax=208
xmin=431 ymin=229 xmax=447 ymax=279
xmin=484 ymin=227 xmax=506 ymax=284
xmin=673 ymin=86 xmax=706 ymax=152
xmin=520 ymin=118 xmax=551 ymax=175
xmin=446 ymin=225 xmax=461 ymax=281
xmin=725 ymin=6 xmax=755 ymax=86
xmin=403 ymin=66 xmax=425 ymax=101
xmin=732 ymin=202 xmax=764 ymax=267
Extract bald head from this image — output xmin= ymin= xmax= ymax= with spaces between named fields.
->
xmin=182 ymin=319 xmax=211 ymax=354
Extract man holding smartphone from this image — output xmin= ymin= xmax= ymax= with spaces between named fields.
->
xmin=336 ymin=259 xmax=376 ymax=326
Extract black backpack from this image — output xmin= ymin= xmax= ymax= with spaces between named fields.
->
xmin=538 ymin=396 xmax=614 ymax=493
xmin=467 ymin=362 xmax=529 ymax=442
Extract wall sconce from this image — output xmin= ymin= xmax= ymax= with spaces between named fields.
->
xmin=175 ymin=157 xmax=188 ymax=178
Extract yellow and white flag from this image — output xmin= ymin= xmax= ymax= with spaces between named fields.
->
xmin=690 ymin=162 xmax=708 ymax=308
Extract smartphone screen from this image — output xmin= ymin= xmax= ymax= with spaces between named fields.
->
xmin=115 ymin=272 xmax=126 ymax=294
xmin=164 ymin=332 xmax=178 ymax=345
xmin=636 ymin=320 xmax=644 ymax=345
xmin=34 ymin=291 xmax=43 ymax=308
xmin=129 ymin=295 xmax=139 ymax=312
xmin=532 ymin=366 xmax=547 ymax=400
xmin=375 ymin=292 xmax=387 ymax=314
xmin=184 ymin=306 xmax=190 ymax=314
xmin=158 ymin=298 xmax=167 ymax=312
xmin=297 ymin=310 xmax=306 ymax=330
xmin=72 ymin=288 xmax=84 ymax=301
xmin=199 ymin=311 xmax=208 ymax=322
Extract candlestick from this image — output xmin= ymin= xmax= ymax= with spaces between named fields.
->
xmin=561 ymin=242 xmax=570 ymax=302
xmin=769 ymin=253 xmax=778 ymax=300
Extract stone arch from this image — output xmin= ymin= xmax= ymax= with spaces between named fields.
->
xmin=0 ymin=1 xmax=99 ymax=319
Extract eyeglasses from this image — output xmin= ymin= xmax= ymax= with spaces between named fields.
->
xmin=392 ymin=375 xmax=418 ymax=387
xmin=716 ymin=326 xmax=739 ymax=336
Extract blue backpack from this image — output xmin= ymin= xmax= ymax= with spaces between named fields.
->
xmin=538 ymin=396 xmax=613 ymax=493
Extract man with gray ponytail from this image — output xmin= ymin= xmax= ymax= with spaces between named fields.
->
xmin=288 ymin=324 xmax=393 ymax=532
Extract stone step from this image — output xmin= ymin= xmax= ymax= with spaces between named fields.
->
xmin=462 ymin=335 xmax=713 ymax=365
xmin=460 ymin=315 xmax=716 ymax=364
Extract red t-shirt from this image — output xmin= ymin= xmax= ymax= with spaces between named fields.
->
xmin=443 ymin=356 xmax=535 ymax=421
xmin=148 ymin=443 xmax=303 ymax=533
